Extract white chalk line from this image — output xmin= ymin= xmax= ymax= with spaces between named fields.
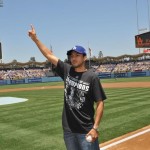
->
xmin=0 ymin=97 xmax=28 ymax=105
xmin=100 ymin=128 xmax=150 ymax=150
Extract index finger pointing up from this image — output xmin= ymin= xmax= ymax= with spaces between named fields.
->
xmin=31 ymin=24 xmax=34 ymax=30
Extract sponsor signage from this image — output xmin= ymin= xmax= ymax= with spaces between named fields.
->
xmin=143 ymin=49 xmax=150 ymax=53
xmin=0 ymin=80 xmax=7 ymax=85
xmin=11 ymin=79 xmax=25 ymax=84
xmin=28 ymin=78 xmax=42 ymax=83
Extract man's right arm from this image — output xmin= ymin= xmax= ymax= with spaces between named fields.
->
xmin=28 ymin=25 xmax=59 ymax=66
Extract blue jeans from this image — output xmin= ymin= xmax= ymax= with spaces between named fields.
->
xmin=64 ymin=131 xmax=100 ymax=150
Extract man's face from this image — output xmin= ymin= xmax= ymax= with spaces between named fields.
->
xmin=69 ymin=51 xmax=87 ymax=68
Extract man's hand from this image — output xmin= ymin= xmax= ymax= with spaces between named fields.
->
xmin=27 ymin=24 xmax=59 ymax=66
xmin=28 ymin=25 xmax=37 ymax=40
xmin=86 ymin=128 xmax=99 ymax=142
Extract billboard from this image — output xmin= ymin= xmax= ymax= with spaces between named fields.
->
xmin=135 ymin=31 xmax=150 ymax=48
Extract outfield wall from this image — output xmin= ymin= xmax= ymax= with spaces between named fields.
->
xmin=0 ymin=77 xmax=62 ymax=85
xmin=98 ymin=70 xmax=150 ymax=79
xmin=0 ymin=70 xmax=150 ymax=85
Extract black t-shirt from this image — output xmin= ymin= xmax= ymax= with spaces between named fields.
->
xmin=55 ymin=60 xmax=106 ymax=134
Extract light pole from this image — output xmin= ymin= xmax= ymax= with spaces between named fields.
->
xmin=147 ymin=0 xmax=150 ymax=31
xmin=0 ymin=0 xmax=3 ymax=7
xmin=136 ymin=0 xmax=139 ymax=34
xmin=0 ymin=1 xmax=3 ymax=63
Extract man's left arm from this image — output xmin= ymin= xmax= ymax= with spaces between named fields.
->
xmin=86 ymin=100 xmax=104 ymax=142
xmin=93 ymin=100 xmax=104 ymax=130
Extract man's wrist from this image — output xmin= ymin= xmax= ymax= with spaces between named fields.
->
xmin=31 ymin=34 xmax=38 ymax=41
xmin=92 ymin=126 xmax=99 ymax=132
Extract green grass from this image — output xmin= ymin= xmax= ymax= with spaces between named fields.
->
xmin=0 ymin=89 xmax=65 ymax=150
xmin=100 ymin=88 xmax=150 ymax=142
xmin=0 ymin=77 xmax=150 ymax=149
xmin=100 ymin=76 xmax=150 ymax=83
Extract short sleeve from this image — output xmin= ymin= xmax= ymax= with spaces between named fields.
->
xmin=55 ymin=60 xmax=71 ymax=80
xmin=91 ymin=76 xmax=107 ymax=102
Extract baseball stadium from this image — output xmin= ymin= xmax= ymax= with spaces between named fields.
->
xmin=0 ymin=1 xmax=150 ymax=150
xmin=0 ymin=47 xmax=150 ymax=150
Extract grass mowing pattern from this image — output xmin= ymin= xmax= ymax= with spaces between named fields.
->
xmin=0 ymin=89 xmax=65 ymax=150
xmin=0 ymin=77 xmax=150 ymax=149
xmin=100 ymin=87 xmax=150 ymax=142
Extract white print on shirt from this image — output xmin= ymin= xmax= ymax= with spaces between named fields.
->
xmin=65 ymin=75 xmax=90 ymax=110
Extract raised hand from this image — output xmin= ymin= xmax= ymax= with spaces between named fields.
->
xmin=27 ymin=24 xmax=59 ymax=66
xmin=28 ymin=24 xmax=36 ymax=40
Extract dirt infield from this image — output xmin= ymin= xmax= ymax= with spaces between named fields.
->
xmin=0 ymin=82 xmax=150 ymax=93
xmin=100 ymin=125 xmax=150 ymax=150
xmin=102 ymin=82 xmax=150 ymax=88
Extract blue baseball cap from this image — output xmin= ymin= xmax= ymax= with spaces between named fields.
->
xmin=67 ymin=45 xmax=87 ymax=55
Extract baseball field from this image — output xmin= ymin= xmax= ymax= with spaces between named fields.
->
xmin=0 ymin=76 xmax=150 ymax=150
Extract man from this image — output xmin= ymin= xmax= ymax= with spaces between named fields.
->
xmin=28 ymin=25 xmax=106 ymax=150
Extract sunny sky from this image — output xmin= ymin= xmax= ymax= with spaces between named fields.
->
xmin=0 ymin=0 xmax=150 ymax=63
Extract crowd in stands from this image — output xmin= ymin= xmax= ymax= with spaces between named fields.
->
xmin=0 ymin=60 xmax=150 ymax=80
xmin=132 ymin=61 xmax=150 ymax=72
xmin=96 ymin=64 xmax=116 ymax=73
xmin=0 ymin=68 xmax=50 ymax=80
xmin=94 ymin=60 xmax=150 ymax=73
xmin=112 ymin=62 xmax=134 ymax=73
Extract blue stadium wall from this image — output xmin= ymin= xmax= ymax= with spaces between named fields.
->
xmin=0 ymin=70 xmax=150 ymax=85
xmin=97 ymin=70 xmax=150 ymax=79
